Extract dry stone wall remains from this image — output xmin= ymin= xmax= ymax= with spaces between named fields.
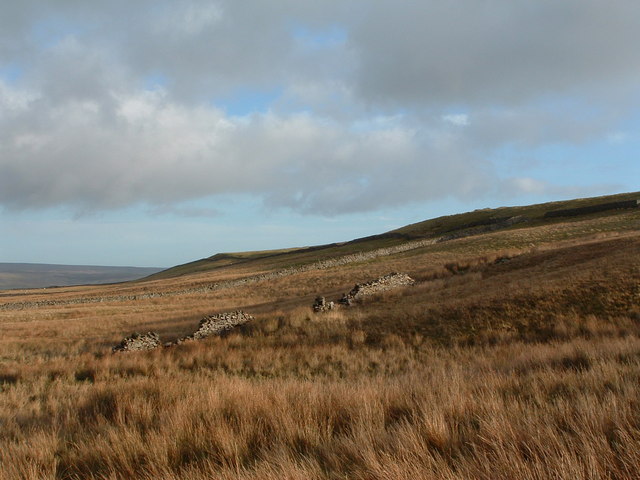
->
xmin=177 ymin=311 xmax=254 ymax=343
xmin=2 ymin=238 xmax=438 ymax=311
xmin=113 ymin=311 xmax=254 ymax=352
xmin=112 ymin=332 xmax=161 ymax=353
xmin=323 ymin=272 xmax=415 ymax=310
xmin=345 ymin=272 xmax=415 ymax=301
xmin=312 ymin=296 xmax=335 ymax=312
xmin=8 ymin=203 xmax=637 ymax=313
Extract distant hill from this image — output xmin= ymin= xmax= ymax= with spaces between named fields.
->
xmin=149 ymin=190 xmax=640 ymax=280
xmin=0 ymin=263 xmax=164 ymax=290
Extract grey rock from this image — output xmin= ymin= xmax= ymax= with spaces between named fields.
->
xmin=313 ymin=296 xmax=335 ymax=312
xmin=112 ymin=331 xmax=160 ymax=353
xmin=324 ymin=272 xmax=415 ymax=311
xmin=344 ymin=272 xmax=415 ymax=302
xmin=177 ymin=311 xmax=254 ymax=342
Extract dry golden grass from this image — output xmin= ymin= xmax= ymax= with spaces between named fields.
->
xmin=2 ymin=217 xmax=640 ymax=479
xmin=3 ymin=335 xmax=640 ymax=479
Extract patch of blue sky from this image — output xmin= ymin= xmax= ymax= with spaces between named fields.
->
xmin=214 ymin=87 xmax=283 ymax=116
xmin=290 ymin=24 xmax=347 ymax=49
xmin=389 ymin=196 xmax=491 ymax=225
xmin=143 ymin=73 xmax=169 ymax=91
xmin=0 ymin=195 xmax=425 ymax=266
xmin=30 ymin=15 xmax=89 ymax=48
xmin=491 ymin=136 xmax=637 ymax=198
xmin=0 ymin=63 xmax=24 ymax=84
xmin=438 ymin=102 xmax=471 ymax=117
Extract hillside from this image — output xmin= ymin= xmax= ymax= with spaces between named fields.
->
xmin=1 ymin=191 xmax=640 ymax=480
xmin=148 ymin=190 xmax=640 ymax=280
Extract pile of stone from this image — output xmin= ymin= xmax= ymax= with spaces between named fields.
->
xmin=112 ymin=311 xmax=254 ymax=352
xmin=177 ymin=311 xmax=254 ymax=342
xmin=112 ymin=332 xmax=161 ymax=353
xmin=312 ymin=296 xmax=335 ymax=312
xmin=339 ymin=272 xmax=415 ymax=304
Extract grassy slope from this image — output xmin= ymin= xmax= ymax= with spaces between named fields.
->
xmin=148 ymin=190 xmax=640 ymax=280
xmin=2 ymin=192 xmax=640 ymax=479
xmin=392 ymin=190 xmax=640 ymax=237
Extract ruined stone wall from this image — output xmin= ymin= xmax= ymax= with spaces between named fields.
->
xmin=345 ymin=272 xmax=415 ymax=301
xmin=312 ymin=296 xmax=335 ymax=312
xmin=113 ymin=311 xmax=254 ymax=352
xmin=2 ymin=238 xmax=438 ymax=311
xmin=179 ymin=311 xmax=254 ymax=342
xmin=112 ymin=332 xmax=160 ymax=352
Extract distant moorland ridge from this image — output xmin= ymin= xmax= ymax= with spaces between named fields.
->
xmin=0 ymin=263 xmax=164 ymax=290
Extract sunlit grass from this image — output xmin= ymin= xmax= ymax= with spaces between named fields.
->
xmin=1 ymin=212 xmax=640 ymax=479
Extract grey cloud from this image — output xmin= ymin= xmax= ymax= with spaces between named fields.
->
xmin=461 ymin=107 xmax=621 ymax=151
xmin=147 ymin=204 xmax=222 ymax=218
xmin=0 ymin=84 xmax=504 ymax=215
xmin=0 ymin=1 xmax=638 ymax=216
xmin=351 ymin=1 xmax=640 ymax=107
xmin=3 ymin=1 xmax=640 ymax=107
xmin=497 ymin=178 xmax=625 ymax=202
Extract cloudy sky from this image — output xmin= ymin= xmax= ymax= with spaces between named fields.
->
xmin=1 ymin=1 xmax=639 ymax=267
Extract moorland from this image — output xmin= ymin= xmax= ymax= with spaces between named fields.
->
xmin=0 ymin=264 xmax=163 ymax=291
xmin=2 ymin=191 xmax=640 ymax=479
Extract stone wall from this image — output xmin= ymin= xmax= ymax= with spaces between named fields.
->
xmin=2 ymin=238 xmax=437 ymax=312
xmin=112 ymin=311 xmax=253 ymax=352
xmin=334 ymin=272 xmax=415 ymax=307
xmin=178 ymin=311 xmax=254 ymax=342
xmin=112 ymin=332 xmax=161 ymax=353
xmin=5 ymin=201 xmax=639 ymax=314
xmin=312 ymin=296 xmax=335 ymax=312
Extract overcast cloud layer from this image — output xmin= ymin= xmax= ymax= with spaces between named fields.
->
xmin=1 ymin=0 xmax=639 ymax=216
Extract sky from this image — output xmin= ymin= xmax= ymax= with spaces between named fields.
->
xmin=1 ymin=1 xmax=639 ymax=267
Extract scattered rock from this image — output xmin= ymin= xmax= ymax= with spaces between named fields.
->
xmin=2 ymin=239 xmax=437 ymax=312
xmin=494 ymin=256 xmax=512 ymax=265
xmin=112 ymin=332 xmax=161 ymax=353
xmin=338 ymin=293 xmax=352 ymax=306
xmin=313 ymin=296 xmax=335 ymax=312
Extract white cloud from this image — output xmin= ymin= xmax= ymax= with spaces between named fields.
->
xmin=0 ymin=79 xmax=37 ymax=111
xmin=443 ymin=114 xmax=469 ymax=127
xmin=0 ymin=1 xmax=638 ymax=217
xmin=177 ymin=3 xmax=223 ymax=35
xmin=0 ymin=77 xmax=505 ymax=214
xmin=509 ymin=178 xmax=548 ymax=195
xmin=351 ymin=1 xmax=640 ymax=107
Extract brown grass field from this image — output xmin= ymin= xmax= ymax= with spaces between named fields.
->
xmin=2 ymin=198 xmax=640 ymax=479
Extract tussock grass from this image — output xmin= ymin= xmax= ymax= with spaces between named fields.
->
xmin=2 ymin=335 xmax=640 ymax=479
xmin=1 ymin=217 xmax=640 ymax=478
